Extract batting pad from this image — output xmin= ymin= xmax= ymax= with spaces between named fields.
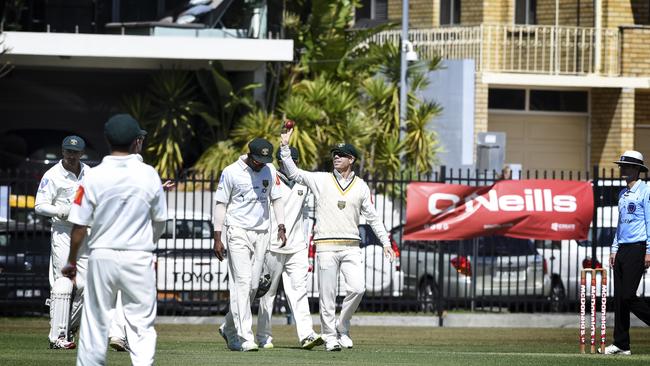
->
xmin=49 ymin=277 xmax=73 ymax=342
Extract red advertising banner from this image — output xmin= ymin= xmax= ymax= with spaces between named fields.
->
xmin=405 ymin=180 xmax=594 ymax=241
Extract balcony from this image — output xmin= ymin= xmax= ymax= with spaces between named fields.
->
xmin=370 ymin=25 xmax=620 ymax=77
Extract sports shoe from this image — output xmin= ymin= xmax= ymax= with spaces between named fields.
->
xmin=49 ymin=337 xmax=76 ymax=350
xmin=239 ymin=340 xmax=259 ymax=352
xmin=218 ymin=324 xmax=229 ymax=345
xmin=109 ymin=336 xmax=130 ymax=352
xmin=325 ymin=340 xmax=342 ymax=352
xmin=601 ymin=344 xmax=631 ymax=355
xmin=259 ymin=339 xmax=274 ymax=349
xmin=337 ymin=333 xmax=353 ymax=349
xmin=301 ymin=334 xmax=324 ymax=350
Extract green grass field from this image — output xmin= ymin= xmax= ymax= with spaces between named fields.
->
xmin=2 ymin=317 xmax=650 ymax=365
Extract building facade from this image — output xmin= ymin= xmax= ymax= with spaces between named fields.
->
xmin=373 ymin=0 xmax=650 ymax=172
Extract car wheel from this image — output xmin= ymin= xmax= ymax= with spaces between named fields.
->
xmin=418 ymin=277 xmax=439 ymax=313
xmin=549 ymin=280 xmax=566 ymax=313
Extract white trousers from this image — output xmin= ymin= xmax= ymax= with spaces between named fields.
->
xmin=222 ymin=226 xmax=269 ymax=344
xmin=108 ymin=291 xmax=127 ymax=340
xmin=77 ymin=249 xmax=157 ymax=366
xmin=317 ymin=248 xmax=365 ymax=343
xmin=49 ymin=226 xmax=87 ymax=337
xmin=257 ymin=248 xmax=315 ymax=344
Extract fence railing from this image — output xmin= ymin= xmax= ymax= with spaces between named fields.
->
xmin=0 ymin=166 xmax=641 ymax=315
xmin=367 ymin=24 xmax=620 ymax=76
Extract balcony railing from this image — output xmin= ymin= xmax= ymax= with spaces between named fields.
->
xmin=369 ymin=25 xmax=620 ymax=76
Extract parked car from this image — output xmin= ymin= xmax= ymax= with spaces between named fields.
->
xmin=392 ymin=225 xmax=552 ymax=312
xmin=155 ymin=210 xmax=228 ymax=314
xmin=538 ymin=205 xmax=650 ymax=305
xmin=306 ymin=224 xmax=404 ymax=299
xmin=0 ymin=221 xmax=51 ymax=314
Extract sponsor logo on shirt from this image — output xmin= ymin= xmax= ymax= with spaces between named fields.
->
xmin=39 ymin=178 xmax=49 ymax=189
xmin=73 ymin=186 xmax=85 ymax=205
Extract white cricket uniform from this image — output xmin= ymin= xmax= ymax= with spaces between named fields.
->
xmin=215 ymin=156 xmax=281 ymax=345
xmin=68 ymin=155 xmax=167 ymax=366
xmin=280 ymin=146 xmax=390 ymax=344
xmin=256 ymin=172 xmax=316 ymax=344
xmin=35 ymin=161 xmax=89 ymax=339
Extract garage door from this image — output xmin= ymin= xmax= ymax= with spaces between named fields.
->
xmin=635 ymin=126 xmax=650 ymax=163
xmin=489 ymin=113 xmax=588 ymax=172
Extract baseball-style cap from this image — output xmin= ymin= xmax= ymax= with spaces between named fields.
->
xmin=614 ymin=150 xmax=648 ymax=172
xmin=104 ymin=114 xmax=147 ymax=145
xmin=248 ymin=138 xmax=274 ymax=164
xmin=331 ymin=143 xmax=359 ymax=159
xmin=276 ymin=146 xmax=299 ymax=162
xmin=62 ymin=135 xmax=85 ymax=151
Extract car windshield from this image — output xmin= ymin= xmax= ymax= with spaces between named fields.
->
xmin=0 ymin=231 xmax=50 ymax=251
xmin=414 ymin=236 xmax=536 ymax=256
xmin=161 ymin=219 xmax=213 ymax=239
xmin=359 ymin=224 xmax=382 ymax=247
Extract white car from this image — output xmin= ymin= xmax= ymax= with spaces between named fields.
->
xmin=155 ymin=210 xmax=229 ymax=313
xmin=305 ymin=224 xmax=404 ymax=299
xmin=539 ymin=205 xmax=650 ymax=306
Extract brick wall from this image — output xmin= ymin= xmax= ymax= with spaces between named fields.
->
xmin=603 ymin=0 xmax=649 ymax=28
xmin=389 ymin=0 xmax=439 ymax=28
xmin=591 ymin=88 xmax=635 ymax=169
xmin=636 ymin=90 xmax=650 ymax=124
xmin=474 ymin=72 xmax=488 ymax=151
xmin=461 ymin=0 xmax=484 ymax=24
xmin=620 ymin=27 xmax=650 ymax=77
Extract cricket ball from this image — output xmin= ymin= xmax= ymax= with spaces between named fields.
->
xmin=284 ymin=119 xmax=295 ymax=130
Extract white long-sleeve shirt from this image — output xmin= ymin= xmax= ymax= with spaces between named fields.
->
xmin=279 ymin=145 xmax=390 ymax=251
xmin=35 ymin=160 xmax=88 ymax=228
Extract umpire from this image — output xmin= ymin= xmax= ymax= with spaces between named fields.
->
xmin=605 ymin=150 xmax=650 ymax=355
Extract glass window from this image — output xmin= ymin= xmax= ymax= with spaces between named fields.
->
xmin=488 ymin=88 xmax=526 ymax=110
xmin=515 ymin=0 xmax=537 ymax=25
xmin=355 ymin=0 xmax=387 ymax=21
xmin=529 ymin=90 xmax=588 ymax=112
xmin=440 ymin=0 xmax=461 ymax=26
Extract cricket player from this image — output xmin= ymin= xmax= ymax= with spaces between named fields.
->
xmin=35 ymin=135 xmax=89 ymax=349
xmin=256 ymin=147 xmax=323 ymax=350
xmin=279 ymin=128 xmax=395 ymax=351
xmin=213 ymin=138 xmax=286 ymax=352
xmin=62 ymin=114 xmax=167 ymax=366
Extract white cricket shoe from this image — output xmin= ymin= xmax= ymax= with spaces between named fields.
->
xmin=325 ymin=340 xmax=342 ymax=352
xmin=259 ymin=338 xmax=274 ymax=349
xmin=602 ymin=344 xmax=631 ymax=355
xmin=239 ymin=340 xmax=259 ymax=352
xmin=109 ymin=336 xmax=130 ymax=352
xmin=301 ymin=333 xmax=324 ymax=350
xmin=49 ymin=337 xmax=76 ymax=350
xmin=337 ymin=333 xmax=353 ymax=349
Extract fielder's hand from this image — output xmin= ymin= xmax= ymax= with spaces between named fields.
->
xmin=645 ymin=254 xmax=650 ymax=269
xmin=214 ymin=238 xmax=226 ymax=261
xmin=162 ymin=180 xmax=176 ymax=191
xmin=609 ymin=253 xmax=616 ymax=269
xmin=278 ymin=224 xmax=287 ymax=248
xmin=280 ymin=128 xmax=293 ymax=146
xmin=384 ymin=246 xmax=396 ymax=262
xmin=61 ymin=262 xmax=77 ymax=280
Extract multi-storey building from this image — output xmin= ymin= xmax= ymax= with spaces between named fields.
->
xmin=0 ymin=1 xmax=292 ymax=163
xmin=366 ymin=0 xmax=650 ymax=172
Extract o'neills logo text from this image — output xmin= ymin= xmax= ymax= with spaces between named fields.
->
xmin=428 ymin=188 xmax=577 ymax=216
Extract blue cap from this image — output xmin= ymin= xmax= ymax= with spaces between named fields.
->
xmin=62 ymin=135 xmax=85 ymax=151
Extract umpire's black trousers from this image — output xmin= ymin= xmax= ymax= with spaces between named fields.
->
xmin=613 ymin=242 xmax=650 ymax=350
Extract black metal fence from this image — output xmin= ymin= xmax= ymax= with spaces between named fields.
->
xmin=0 ymin=166 xmax=644 ymax=316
